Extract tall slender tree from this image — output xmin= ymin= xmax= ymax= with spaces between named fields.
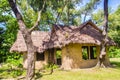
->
xmin=7 ymin=0 xmax=46 ymax=79
xmin=79 ymin=0 xmax=100 ymax=22
xmin=96 ymin=0 xmax=108 ymax=67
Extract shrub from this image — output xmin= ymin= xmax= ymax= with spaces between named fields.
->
xmin=109 ymin=47 xmax=120 ymax=58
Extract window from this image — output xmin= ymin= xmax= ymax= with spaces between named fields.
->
xmin=82 ymin=46 xmax=97 ymax=60
xmin=36 ymin=52 xmax=45 ymax=61
xmin=82 ymin=46 xmax=89 ymax=60
xmin=90 ymin=46 xmax=97 ymax=59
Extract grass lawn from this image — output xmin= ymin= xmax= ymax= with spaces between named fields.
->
xmin=0 ymin=58 xmax=120 ymax=80
xmin=40 ymin=58 xmax=120 ymax=80
xmin=40 ymin=69 xmax=120 ymax=80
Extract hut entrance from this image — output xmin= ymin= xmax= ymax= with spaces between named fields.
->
xmin=82 ymin=46 xmax=97 ymax=60
xmin=56 ymin=48 xmax=62 ymax=65
xmin=36 ymin=52 xmax=45 ymax=61
xmin=48 ymin=48 xmax=55 ymax=64
xmin=47 ymin=48 xmax=62 ymax=65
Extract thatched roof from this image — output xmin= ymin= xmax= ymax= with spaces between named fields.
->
xmin=10 ymin=20 xmax=115 ymax=53
xmin=10 ymin=31 xmax=50 ymax=52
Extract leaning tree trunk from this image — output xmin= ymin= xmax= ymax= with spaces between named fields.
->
xmin=8 ymin=0 xmax=46 ymax=79
xmin=8 ymin=0 xmax=36 ymax=79
xmin=96 ymin=0 xmax=108 ymax=67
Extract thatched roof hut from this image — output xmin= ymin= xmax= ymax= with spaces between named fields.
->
xmin=10 ymin=20 xmax=115 ymax=53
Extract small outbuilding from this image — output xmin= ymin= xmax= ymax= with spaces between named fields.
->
xmin=10 ymin=20 xmax=115 ymax=70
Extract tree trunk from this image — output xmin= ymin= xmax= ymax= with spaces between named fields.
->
xmin=96 ymin=0 xmax=108 ymax=67
xmin=25 ymin=31 xmax=36 ymax=80
xmin=8 ymin=0 xmax=35 ymax=79
xmin=67 ymin=0 xmax=70 ymax=24
xmin=83 ymin=12 xmax=87 ymax=22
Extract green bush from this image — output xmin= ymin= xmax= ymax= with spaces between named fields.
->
xmin=0 ymin=63 xmax=25 ymax=78
xmin=109 ymin=47 xmax=120 ymax=58
xmin=44 ymin=63 xmax=59 ymax=70
xmin=10 ymin=69 xmax=23 ymax=78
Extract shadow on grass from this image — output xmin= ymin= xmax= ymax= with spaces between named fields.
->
xmin=110 ymin=61 xmax=120 ymax=69
xmin=35 ymin=72 xmax=43 ymax=79
xmin=35 ymin=69 xmax=61 ymax=79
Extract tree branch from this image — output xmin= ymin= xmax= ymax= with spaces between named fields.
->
xmin=29 ymin=0 xmax=46 ymax=32
xmin=55 ymin=0 xmax=68 ymax=24
xmin=8 ymin=0 xmax=26 ymax=31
